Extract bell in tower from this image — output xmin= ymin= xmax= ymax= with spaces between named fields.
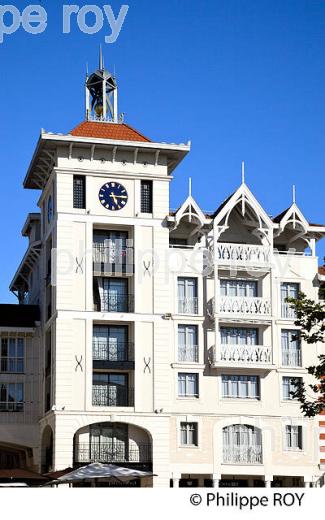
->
xmin=85 ymin=47 xmax=118 ymax=123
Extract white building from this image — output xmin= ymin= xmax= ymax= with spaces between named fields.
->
xmin=0 ymin=57 xmax=324 ymax=487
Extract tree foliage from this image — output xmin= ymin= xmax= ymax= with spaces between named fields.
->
xmin=286 ymin=292 xmax=325 ymax=417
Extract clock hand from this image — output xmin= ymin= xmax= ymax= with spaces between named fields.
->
xmin=110 ymin=192 xmax=118 ymax=204
xmin=113 ymin=195 xmax=128 ymax=199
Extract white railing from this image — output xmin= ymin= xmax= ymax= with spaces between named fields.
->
xmin=223 ymin=445 xmax=263 ymax=464
xmin=178 ymin=345 xmax=199 ymax=363
xmin=281 ymin=302 xmax=297 ymax=320
xmin=215 ymin=344 xmax=272 ymax=365
xmin=218 ymin=296 xmax=271 ymax=316
xmin=178 ymin=298 xmax=198 ymax=314
xmin=217 ymin=243 xmax=270 ymax=267
xmin=282 ymin=350 xmax=302 ymax=367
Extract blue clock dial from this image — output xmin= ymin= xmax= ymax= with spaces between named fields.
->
xmin=99 ymin=182 xmax=128 ymax=211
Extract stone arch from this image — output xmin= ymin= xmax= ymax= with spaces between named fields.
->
xmin=73 ymin=420 xmax=152 ymax=469
xmin=41 ymin=424 xmax=54 ymax=473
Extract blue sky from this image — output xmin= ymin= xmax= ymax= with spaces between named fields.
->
xmin=0 ymin=0 xmax=325 ymax=302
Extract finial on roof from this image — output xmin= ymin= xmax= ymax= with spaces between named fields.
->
xmin=241 ymin=161 xmax=245 ymax=184
xmin=292 ymin=184 xmax=296 ymax=204
xmin=99 ymin=45 xmax=104 ymax=70
xmin=86 ymin=62 xmax=89 ymax=79
xmin=188 ymin=177 xmax=192 ymax=197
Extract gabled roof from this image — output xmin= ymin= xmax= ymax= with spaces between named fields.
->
xmin=69 ymin=121 xmax=151 ymax=142
xmin=273 ymin=207 xmax=291 ymax=223
xmin=0 ymin=305 xmax=40 ymax=328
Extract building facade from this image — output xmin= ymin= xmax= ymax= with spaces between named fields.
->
xmin=0 ymin=58 xmax=325 ymax=487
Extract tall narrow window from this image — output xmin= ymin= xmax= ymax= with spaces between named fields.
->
xmin=285 ymin=425 xmax=303 ymax=450
xmin=141 ymin=180 xmax=153 ymax=213
xmin=180 ymin=422 xmax=198 ymax=446
xmin=73 ymin=175 xmax=86 ymax=209
xmin=282 ymin=377 xmax=302 ymax=400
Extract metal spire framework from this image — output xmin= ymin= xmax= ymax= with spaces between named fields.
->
xmin=85 ymin=48 xmax=118 ymax=123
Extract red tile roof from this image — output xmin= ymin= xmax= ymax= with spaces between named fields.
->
xmin=69 ymin=121 xmax=151 ymax=142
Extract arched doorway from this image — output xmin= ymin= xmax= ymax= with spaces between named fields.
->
xmin=73 ymin=422 xmax=152 ymax=472
xmin=41 ymin=425 xmax=53 ymax=473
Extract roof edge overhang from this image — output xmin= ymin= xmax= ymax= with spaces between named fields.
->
xmin=24 ymin=132 xmax=191 ymax=189
xmin=9 ymin=241 xmax=41 ymax=292
xmin=21 ymin=213 xmax=41 ymax=237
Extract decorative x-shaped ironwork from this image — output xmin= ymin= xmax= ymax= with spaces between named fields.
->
xmin=75 ymin=355 xmax=83 ymax=372
xmin=143 ymin=357 xmax=151 ymax=374
xmin=75 ymin=257 xmax=84 ymax=274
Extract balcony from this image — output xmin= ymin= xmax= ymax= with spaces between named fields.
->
xmin=282 ymin=350 xmax=302 ymax=367
xmin=281 ymin=302 xmax=297 ymax=320
xmin=223 ymin=445 xmax=263 ymax=465
xmin=92 ymin=386 xmax=134 ymax=407
xmin=212 ymin=344 xmax=272 ymax=368
xmin=178 ymin=345 xmax=199 ymax=363
xmin=74 ymin=442 xmax=152 ymax=465
xmin=93 ymin=243 xmax=134 ymax=275
xmin=217 ymin=243 xmax=271 ymax=269
xmin=178 ymin=297 xmax=198 ymax=314
xmin=218 ymin=296 xmax=271 ymax=318
xmin=94 ymin=293 xmax=134 ymax=313
xmin=93 ymin=341 xmax=134 ymax=369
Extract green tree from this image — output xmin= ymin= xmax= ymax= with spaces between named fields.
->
xmin=286 ymin=291 xmax=325 ymax=417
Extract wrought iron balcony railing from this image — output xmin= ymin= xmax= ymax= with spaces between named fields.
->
xmin=74 ymin=442 xmax=152 ymax=465
xmin=93 ymin=243 xmax=134 ymax=273
xmin=223 ymin=445 xmax=263 ymax=464
xmin=93 ymin=341 xmax=134 ymax=362
xmin=217 ymin=243 xmax=270 ymax=267
xmin=0 ymin=402 xmax=24 ymax=412
xmin=178 ymin=297 xmax=198 ymax=314
xmin=92 ymin=386 xmax=134 ymax=407
xmin=178 ymin=345 xmax=199 ymax=363
xmin=281 ymin=350 xmax=302 ymax=367
xmin=213 ymin=344 xmax=272 ymax=365
xmin=95 ymin=294 xmax=134 ymax=313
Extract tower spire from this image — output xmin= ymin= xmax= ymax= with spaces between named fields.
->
xmin=99 ymin=45 xmax=104 ymax=70
xmin=292 ymin=184 xmax=296 ymax=204
xmin=241 ymin=161 xmax=245 ymax=184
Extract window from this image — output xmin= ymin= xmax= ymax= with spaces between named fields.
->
xmin=92 ymin=373 xmax=131 ymax=407
xmin=220 ymin=327 xmax=258 ymax=346
xmin=0 ymin=337 xmax=24 ymax=373
xmin=285 ymin=425 xmax=303 ymax=450
xmin=220 ymin=279 xmax=257 ymax=297
xmin=281 ymin=330 xmax=301 ymax=366
xmin=180 ymin=422 xmax=198 ymax=446
xmin=73 ymin=175 xmax=86 ymax=209
xmin=93 ymin=325 xmax=129 ymax=362
xmin=89 ymin=423 xmax=128 ymax=462
xmin=222 ymin=375 xmax=260 ymax=399
xmin=177 ymin=277 xmax=198 ymax=314
xmin=178 ymin=325 xmax=198 ymax=362
xmin=141 ymin=180 xmax=153 ymax=213
xmin=223 ymin=425 xmax=262 ymax=464
xmin=282 ymin=377 xmax=302 ymax=400
xmin=0 ymin=383 xmax=24 ymax=411
xmin=178 ymin=373 xmax=198 ymax=397
xmin=281 ymin=283 xmax=299 ymax=319
xmin=96 ymin=278 xmax=131 ymax=312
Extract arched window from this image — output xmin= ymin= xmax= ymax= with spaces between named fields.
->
xmin=222 ymin=424 xmax=262 ymax=464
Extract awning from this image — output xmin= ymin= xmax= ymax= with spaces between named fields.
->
xmin=55 ymin=463 xmax=155 ymax=484
xmin=0 ymin=468 xmax=49 ymax=481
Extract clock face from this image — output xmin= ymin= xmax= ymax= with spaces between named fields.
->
xmin=47 ymin=196 xmax=53 ymax=223
xmin=99 ymin=182 xmax=128 ymax=211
